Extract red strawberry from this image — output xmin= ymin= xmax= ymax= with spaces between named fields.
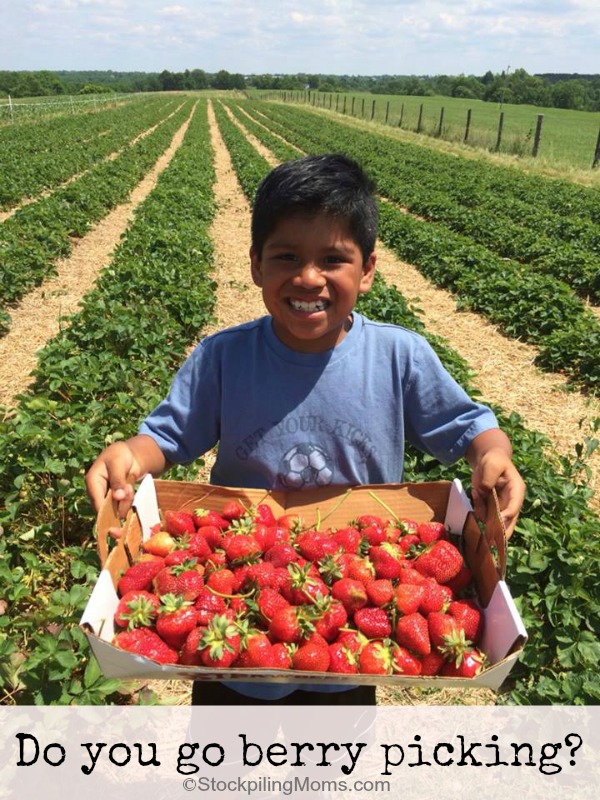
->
xmin=395 ymin=612 xmax=431 ymax=656
xmin=365 ymin=578 xmax=394 ymax=607
xmin=179 ymin=626 xmax=206 ymax=666
xmin=331 ymin=578 xmax=368 ymax=614
xmin=117 ymin=558 xmax=165 ymax=596
xmin=244 ymin=561 xmax=277 ymax=589
xmin=254 ymin=503 xmax=277 ymax=527
xmin=194 ymin=586 xmax=227 ymax=626
xmin=440 ymin=648 xmax=486 ymax=678
xmin=328 ymin=640 xmax=359 ymax=674
xmin=163 ymin=510 xmax=195 ymax=537
xmin=428 ymin=611 xmax=460 ymax=651
xmin=223 ymin=533 xmax=262 ymax=565
xmin=188 ymin=533 xmax=212 ymax=563
xmin=398 ymin=533 xmax=421 ymax=552
xmin=281 ymin=562 xmax=329 ymax=605
xmin=331 ymin=526 xmax=362 ymax=554
xmin=358 ymin=640 xmax=393 ymax=674
xmin=396 ymin=518 xmax=419 ymax=536
xmin=264 ymin=542 xmax=299 ymax=568
xmin=394 ymin=583 xmax=425 ymax=615
xmin=313 ymin=597 xmax=348 ymax=642
xmin=355 ymin=514 xmax=386 ymax=530
xmin=445 ymin=564 xmax=474 ymax=595
xmin=206 ymin=568 xmax=235 ymax=596
xmin=114 ymin=590 xmax=160 ymax=629
xmin=277 ymin=512 xmax=302 ymax=531
xmin=113 ymin=628 xmax=178 ymax=664
xmin=193 ymin=508 xmax=229 ymax=530
xmin=295 ymin=529 xmax=337 ymax=562
xmin=397 ymin=567 xmax=428 ymax=585
xmin=155 ymin=593 xmax=198 ymax=649
xmin=419 ymin=579 xmax=451 ymax=615
xmin=360 ymin=523 xmax=387 ymax=546
xmin=255 ymin=586 xmax=291 ymax=622
xmin=251 ymin=524 xmax=276 ymax=552
xmin=142 ymin=530 xmax=176 ymax=557
xmin=368 ymin=543 xmax=404 ymax=579
xmin=448 ymin=599 xmax=483 ymax=644
xmin=268 ymin=606 xmax=314 ymax=644
xmin=240 ymin=631 xmax=275 ymax=668
xmin=154 ymin=560 xmax=204 ymax=600
xmin=417 ymin=521 xmax=447 ymax=544
xmin=221 ymin=500 xmax=246 ymax=521
xmin=292 ymin=633 xmax=330 ymax=672
xmin=391 ymin=643 xmax=422 ymax=675
xmin=317 ymin=552 xmax=354 ymax=584
xmin=353 ymin=607 xmax=392 ymax=640
xmin=420 ymin=650 xmax=446 ymax=676
xmin=346 ymin=555 xmax=375 ymax=584
xmin=414 ymin=540 xmax=463 ymax=584
xmin=195 ymin=524 xmax=223 ymax=550
xmin=270 ymin=642 xmax=292 ymax=669
xmin=198 ymin=614 xmax=241 ymax=668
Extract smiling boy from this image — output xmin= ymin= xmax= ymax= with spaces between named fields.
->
xmin=86 ymin=153 xmax=525 ymax=704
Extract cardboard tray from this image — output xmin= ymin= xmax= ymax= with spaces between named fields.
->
xmin=81 ymin=476 xmax=527 ymax=689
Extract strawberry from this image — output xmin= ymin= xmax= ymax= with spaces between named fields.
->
xmin=360 ymin=523 xmax=387 ymax=546
xmin=113 ymin=627 xmax=178 ymax=664
xmin=354 ymin=514 xmax=386 ymax=530
xmin=428 ymin=611 xmax=460 ymax=651
xmin=238 ymin=630 xmax=275 ymax=668
xmin=328 ymin=640 xmax=359 ymax=674
xmin=317 ymin=552 xmax=353 ymax=584
xmin=295 ymin=529 xmax=338 ymax=562
xmin=277 ymin=512 xmax=302 ymax=531
xmin=193 ymin=508 xmax=229 ymax=530
xmin=346 ymin=555 xmax=375 ymax=584
xmin=368 ymin=543 xmax=404 ymax=579
xmin=195 ymin=524 xmax=223 ymax=550
xmin=448 ymin=599 xmax=483 ymax=644
xmin=440 ymin=647 xmax=486 ymax=678
xmin=414 ymin=540 xmax=463 ymax=584
xmin=396 ymin=518 xmax=419 ymax=536
xmin=419 ymin=579 xmax=451 ymax=615
xmin=194 ymin=586 xmax=227 ymax=626
xmin=117 ymin=558 xmax=165 ymax=596
xmin=331 ymin=526 xmax=362 ymax=554
xmin=264 ymin=542 xmax=299 ymax=568
xmin=251 ymin=524 xmax=277 ymax=552
xmin=254 ymin=503 xmax=277 ymax=527
xmin=188 ymin=533 xmax=213 ymax=563
xmin=206 ymin=568 xmax=236 ymax=596
xmin=354 ymin=607 xmax=392 ymax=639
xmin=221 ymin=500 xmax=246 ymax=521
xmin=179 ymin=626 xmax=206 ymax=666
xmin=155 ymin=593 xmax=198 ymax=649
xmin=358 ymin=640 xmax=393 ymax=674
xmin=198 ymin=614 xmax=241 ymax=668
xmin=331 ymin=578 xmax=368 ymax=614
xmin=394 ymin=583 xmax=425 ymax=615
xmin=398 ymin=533 xmax=421 ymax=553
xmin=242 ymin=561 xmax=277 ymax=590
xmin=313 ymin=597 xmax=348 ymax=642
xmin=114 ymin=590 xmax=160 ymax=629
xmin=397 ymin=567 xmax=428 ymax=585
xmin=270 ymin=642 xmax=293 ymax=669
xmin=445 ymin=564 xmax=474 ymax=595
xmin=255 ymin=586 xmax=291 ymax=622
xmin=142 ymin=530 xmax=176 ymax=557
xmin=268 ymin=606 xmax=314 ymax=644
xmin=281 ymin=561 xmax=329 ymax=605
xmin=365 ymin=578 xmax=394 ymax=607
xmin=154 ymin=559 xmax=204 ymax=600
xmin=292 ymin=633 xmax=331 ymax=672
xmin=390 ymin=643 xmax=422 ymax=675
xmin=420 ymin=650 xmax=446 ymax=676
xmin=223 ymin=533 xmax=262 ymax=565
xmin=417 ymin=521 xmax=447 ymax=544
xmin=163 ymin=510 xmax=195 ymax=537
xmin=395 ymin=612 xmax=431 ymax=656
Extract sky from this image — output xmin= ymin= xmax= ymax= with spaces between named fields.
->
xmin=3 ymin=0 xmax=599 ymax=77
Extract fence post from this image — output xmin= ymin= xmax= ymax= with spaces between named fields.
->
xmin=437 ymin=106 xmax=445 ymax=137
xmin=464 ymin=108 xmax=472 ymax=142
xmin=532 ymin=114 xmax=544 ymax=157
xmin=495 ymin=111 xmax=504 ymax=151
xmin=336 ymin=94 xmax=339 ymax=112
xmin=385 ymin=101 xmax=390 ymax=124
xmin=343 ymin=96 xmax=346 ymax=114
xmin=371 ymin=99 xmax=376 ymax=120
xmin=361 ymin=98 xmax=365 ymax=117
xmin=593 ymin=126 xmax=600 ymax=169
xmin=417 ymin=103 xmax=424 ymax=133
xmin=8 ymin=94 xmax=13 ymax=121
xmin=351 ymin=97 xmax=355 ymax=115
xmin=398 ymin=102 xmax=404 ymax=128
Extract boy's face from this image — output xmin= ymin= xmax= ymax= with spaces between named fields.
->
xmin=250 ymin=214 xmax=376 ymax=353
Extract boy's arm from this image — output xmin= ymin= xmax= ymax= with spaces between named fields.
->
xmin=85 ymin=434 xmax=169 ymax=518
xmin=464 ymin=429 xmax=525 ymax=539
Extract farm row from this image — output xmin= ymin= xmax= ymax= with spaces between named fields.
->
xmin=226 ymin=100 xmax=600 ymax=396
xmin=0 ymin=97 xmax=598 ymax=705
xmin=0 ymin=100 xmax=193 ymax=335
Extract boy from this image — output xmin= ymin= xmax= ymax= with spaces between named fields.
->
xmin=86 ymin=153 xmax=525 ymax=704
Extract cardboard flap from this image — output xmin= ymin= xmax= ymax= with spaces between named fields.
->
xmin=481 ymin=581 xmax=528 ymax=663
xmin=485 ymin=488 xmax=507 ymax=577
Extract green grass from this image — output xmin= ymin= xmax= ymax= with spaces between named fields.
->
xmin=252 ymin=89 xmax=600 ymax=172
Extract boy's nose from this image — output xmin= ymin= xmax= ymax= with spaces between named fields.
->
xmin=293 ymin=262 xmax=326 ymax=286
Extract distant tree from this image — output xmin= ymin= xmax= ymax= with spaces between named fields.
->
xmin=552 ymin=80 xmax=587 ymax=110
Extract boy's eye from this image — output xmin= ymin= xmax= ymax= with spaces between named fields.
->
xmin=275 ymin=253 xmax=297 ymax=262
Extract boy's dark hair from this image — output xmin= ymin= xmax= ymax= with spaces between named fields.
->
xmin=251 ymin=153 xmax=378 ymax=262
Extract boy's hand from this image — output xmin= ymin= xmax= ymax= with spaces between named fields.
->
xmin=465 ymin=430 xmax=526 ymax=539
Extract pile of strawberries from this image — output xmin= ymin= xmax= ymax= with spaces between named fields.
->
xmin=112 ymin=498 xmax=487 ymax=678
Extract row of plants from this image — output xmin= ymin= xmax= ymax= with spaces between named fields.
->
xmin=0 ymin=97 xmax=178 ymax=210
xmin=214 ymin=104 xmax=600 ymax=704
xmin=240 ymin=102 xmax=600 ymax=301
xmin=0 ymin=99 xmax=194 ymax=337
xmin=233 ymin=100 xmax=600 ymax=396
xmin=0 ymin=100 xmax=218 ymax=704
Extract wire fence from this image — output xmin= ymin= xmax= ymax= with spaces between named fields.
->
xmin=0 ymin=93 xmax=148 ymax=123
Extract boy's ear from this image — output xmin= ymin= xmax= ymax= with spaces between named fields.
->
xmin=250 ymin=246 xmax=263 ymax=287
xmin=358 ymin=252 xmax=377 ymax=294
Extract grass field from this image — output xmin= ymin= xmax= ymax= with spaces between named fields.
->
xmin=252 ymin=89 xmax=600 ymax=173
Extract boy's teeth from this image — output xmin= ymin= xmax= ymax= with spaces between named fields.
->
xmin=290 ymin=299 xmax=327 ymax=312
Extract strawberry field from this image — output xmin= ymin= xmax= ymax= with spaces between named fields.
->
xmin=0 ymin=95 xmax=598 ymax=705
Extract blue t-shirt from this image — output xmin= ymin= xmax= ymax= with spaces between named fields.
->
xmin=140 ymin=312 xmax=498 ymax=699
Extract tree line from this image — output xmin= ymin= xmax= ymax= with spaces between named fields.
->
xmin=1 ymin=67 xmax=599 ymax=112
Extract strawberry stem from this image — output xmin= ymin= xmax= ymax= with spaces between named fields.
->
xmin=319 ymin=489 xmax=352 ymax=526
xmin=368 ymin=491 xmax=400 ymax=522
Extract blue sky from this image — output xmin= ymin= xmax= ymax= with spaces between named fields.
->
xmin=3 ymin=0 xmax=599 ymax=76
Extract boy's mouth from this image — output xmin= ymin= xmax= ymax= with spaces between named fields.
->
xmin=288 ymin=298 xmax=329 ymax=313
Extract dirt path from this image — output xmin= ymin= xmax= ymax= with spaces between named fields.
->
xmin=0 ymin=104 xmax=196 ymax=407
